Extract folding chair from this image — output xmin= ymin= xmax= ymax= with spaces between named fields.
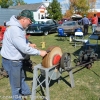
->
xmin=85 ymin=34 xmax=99 ymax=52
xmin=57 ymin=28 xmax=67 ymax=41
xmin=73 ymin=31 xmax=88 ymax=48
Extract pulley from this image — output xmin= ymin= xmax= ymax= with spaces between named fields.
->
xmin=60 ymin=52 xmax=71 ymax=70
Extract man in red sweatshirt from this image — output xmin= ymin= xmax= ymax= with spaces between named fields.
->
xmin=91 ymin=14 xmax=98 ymax=34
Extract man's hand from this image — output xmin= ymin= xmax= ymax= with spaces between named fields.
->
xmin=29 ymin=44 xmax=47 ymax=56
xmin=40 ymin=50 xmax=47 ymax=57
xmin=29 ymin=44 xmax=36 ymax=48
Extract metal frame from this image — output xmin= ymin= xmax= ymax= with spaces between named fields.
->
xmin=31 ymin=64 xmax=74 ymax=100
xmin=74 ymin=32 xmax=88 ymax=48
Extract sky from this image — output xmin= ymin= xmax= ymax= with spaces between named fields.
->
xmin=24 ymin=0 xmax=61 ymax=4
xmin=96 ymin=0 xmax=100 ymax=9
xmin=24 ymin=0 xmax=100 ymax=9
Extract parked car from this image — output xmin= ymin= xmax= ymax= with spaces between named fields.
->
xmin=26 ymin=19 xmax=58 ymax=35
xmin=57 ymin=21 xmax=83 ymax=36
xmin=0 ymin=26 xmax=31 ymax=47
xmin=0 ymin=26 xmax=6 ymax=47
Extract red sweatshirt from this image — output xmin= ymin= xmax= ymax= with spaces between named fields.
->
xmin=91 ymin=16 xmax=98 ymax=25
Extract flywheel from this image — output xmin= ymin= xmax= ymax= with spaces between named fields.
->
xmin=60 ymin=52 xmax=71 ymax=70
xmin=42 ymin=46 xmax=62 ymax=68
xmin=41 ymin=46 xmax=62 ymax=80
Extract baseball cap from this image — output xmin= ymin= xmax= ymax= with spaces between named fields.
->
xmin=19 ymin=10 xmax=34 ymax=22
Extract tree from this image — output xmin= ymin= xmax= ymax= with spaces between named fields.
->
xmin=8 ymin=0 xmax=14 ymax=6
xmin=0 ymin=0 xmax=9 ymax=8
xmin=63 ymin=9 xmax=73 ymax=18
xmin=0 ymin=0 xmax=26 ymax=8
xmin=13 ymin=0 xmax=26 ymax=6
xmin=47 ymin=0 xmax=62 ymax=20
xmin=70 ymin=0 xmax=90 ymax=15
xmin=64 ymin=0 xmax=96 ymax=18
xmin=89 ymin=0 xmax=96 ymax=11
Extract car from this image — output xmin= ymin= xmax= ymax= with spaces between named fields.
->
xmin=26 ymin=19 xmax=58 ymax=35
xmin=0 ymin=26 xmax=6 ymax=47
xmin=57 ymin=21 xmax=83 ymax=36
xmin=0 ymin=26 xmax=31 ymax=47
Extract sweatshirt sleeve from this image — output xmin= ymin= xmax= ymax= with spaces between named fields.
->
xmin=11 ymin=27 xmax=40 ymax=56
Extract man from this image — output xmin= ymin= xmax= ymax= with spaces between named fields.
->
xmin=79 ymin=15 xmax=90 ymax=35
xmin=41 ymin=15 xmax=44 ymax=19
xmin=91 ymin=14 xmax=98 ymax=34
xmin=1 ymin=10 xmax=47 ymax=100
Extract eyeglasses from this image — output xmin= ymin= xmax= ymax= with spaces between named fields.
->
xmin=24 ymin=17 xmax=32 ymax=24
xmin=27 ymin=18 xmax=32 ymax=24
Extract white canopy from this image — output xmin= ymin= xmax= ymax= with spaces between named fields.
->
xmin=71 ymin=14 xmax=82 ymax=18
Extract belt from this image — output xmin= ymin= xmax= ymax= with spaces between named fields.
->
xmin=2 ymin=57 xmax=23 ymax=62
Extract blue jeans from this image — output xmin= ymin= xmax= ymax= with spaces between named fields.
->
xmin=2 ymin=58 xmax=31 ymax=100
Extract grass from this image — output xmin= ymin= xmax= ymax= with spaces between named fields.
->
xmin=0 ymin=26 xmax=100 ymax=100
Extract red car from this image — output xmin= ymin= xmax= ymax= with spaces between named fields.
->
xmin=0 ymin=26 xmax=6 ymax=46
xmin=0 ymin=26 xmax=30 ymax=47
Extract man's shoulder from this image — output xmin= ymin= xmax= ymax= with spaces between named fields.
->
xmin=84 ymin=17 xmax=89 ymax=19
xmin=83 ymin=17 xmax=88 ymax=20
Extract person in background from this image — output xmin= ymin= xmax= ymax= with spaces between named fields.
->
xmin=79 ymin=15 xmax=90 ymax=35
xmin=41 ymin=15 xmax=44 ymax=19
xmin=58 ymin=20 xmax=62 ymax=24
xmin=91 ymin=14 xmax=98 ymax=34
xmin=1 ymin=10 xmax=47 ymax=100
xmin=4 ymin=21 xmax=6 ymax=26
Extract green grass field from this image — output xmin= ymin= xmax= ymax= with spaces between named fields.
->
xmin=0 ymin=27 xmax=100 ymax=100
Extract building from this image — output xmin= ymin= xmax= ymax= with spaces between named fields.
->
xmin=0 ymin=8 xmax=21 ymax=25
xmin=9 ymin=2 xmax=51 ymax=20
xmin=0 ymin=0 xmax=52 ymax=25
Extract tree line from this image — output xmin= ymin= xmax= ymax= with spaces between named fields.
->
xmin=0 ymin=0 xmax=26 ymax=8
xmin=64 ymin=0 xmax=97 ymax=18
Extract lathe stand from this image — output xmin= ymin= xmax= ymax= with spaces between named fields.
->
xmin=31 ymin=64 xmax=74 ymax=100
